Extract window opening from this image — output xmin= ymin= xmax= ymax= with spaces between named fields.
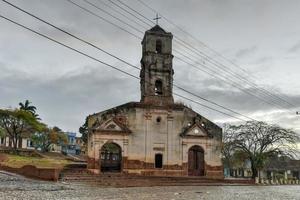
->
xmin=155 ymin=154 xmax=163 ymax=168
xmin=155 ymin=80 xmax=163 ymax=95
xmin=156 ymin=40 xmax=162 ymax=53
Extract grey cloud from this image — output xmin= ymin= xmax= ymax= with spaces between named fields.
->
xmin=0 ymin=64 xmax=139 ymax=131
xmin=1 ymin=0 xmax=300 ymax=133
xmin=253 ymin=56 xmax=273 ymax=65
xmin=174 ymin=76 xmax=300 ymax=113
xmin=288 ymin=41 xmax=300 ymax=53
xmin=1 ymin=60 xmax=299 ymax=133
xmin=235 ymin=46 xmax=257 ymax=58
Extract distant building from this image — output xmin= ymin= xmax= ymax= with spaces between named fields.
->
xmin=224 ymin=159 xmax=252 ymax=178
xmin=224 ymin=155 xmax=300 ymax=180
xmin=260 ymin=156 xmax=300 ymax=180
xmin=75 ymin=137 xmax=85 ymax=155
xmin=49 ymin=143 xmax=62 ymax=153
xmin=61 ymin=132 xmax=81 ymax=155
xmin=0 ymin=136 xmax=34 ymax=150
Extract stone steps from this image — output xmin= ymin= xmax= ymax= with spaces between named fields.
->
xmin=59 ymin=169 xmax=254 ymax=187
xmin=61 ymin=172 xmax=252 ymax=187
xmin=62 ymin=176 xmax=220 ymax=182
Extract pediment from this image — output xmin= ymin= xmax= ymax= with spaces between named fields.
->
xmin=92 ymin=118 xmax=131 ymax=133
xmin=102 ymin=120 xmax=122 ymax=131
xmin=181 ymin=124 xmax=208 ymax=138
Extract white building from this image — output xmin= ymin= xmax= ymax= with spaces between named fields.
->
xmin=87 ymin=25 xmax=223 ymax=178
xmin=0 ymin=136 xmax=34 ymax=150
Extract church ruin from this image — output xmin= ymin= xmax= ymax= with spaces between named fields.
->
xmin=87 ymin=25 xmax=223 ymax=178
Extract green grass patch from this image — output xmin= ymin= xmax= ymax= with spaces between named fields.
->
xmin=0 ymin=153 xmax=73 ymax=169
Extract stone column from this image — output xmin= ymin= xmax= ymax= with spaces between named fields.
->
xmin=94 ymin=143 xmax=101 ymax=169
xmin=182 ymin=143 xmax=188 ymax=175
xmin=271 ymin=171 xmax=274 ymax=182
xmin=123 ymin=139 xmax=129 ymax=170
xmin=284 ymin=171 xmax=288 ymax=180
xmin=166 ymin=114 xmax=174 ymax=167
xmin=123 ymin=139 xmax=128 ymax=157
xmin=144 ymin=112 xmax=152 ymax=167
xmin=255 ymin=177 xmax=259 ymax=184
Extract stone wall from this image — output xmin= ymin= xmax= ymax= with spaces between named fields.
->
xmin=0 ymin=164 xmax=61 ymax=181
xmin=87 ymin=104 xmax=223 ymax=178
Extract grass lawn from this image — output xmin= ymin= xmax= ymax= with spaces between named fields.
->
xmin=0 ymin=153 xmax=73 ymax=169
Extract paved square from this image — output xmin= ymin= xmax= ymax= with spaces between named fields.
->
xmin=1 ymin=172 xmax=299 ymax=200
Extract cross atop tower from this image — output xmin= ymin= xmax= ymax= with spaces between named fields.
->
xmin=153 ymin=13 xmax=161 ymax=25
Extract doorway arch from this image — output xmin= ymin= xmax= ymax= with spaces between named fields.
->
xmin=100 ymin=142 xmax=122 ymax=172
xmin=188 ymin=145 xmax=205 ymax=176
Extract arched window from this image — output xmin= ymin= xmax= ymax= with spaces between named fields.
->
xmin=155 ymin=153 xmax=163 ymax=168
xmin=155 ymin=80 xmax=163 ymax=95
xmin=156 ymin=39 xmax=162 ymax=53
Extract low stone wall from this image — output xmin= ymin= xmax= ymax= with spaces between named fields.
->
xmin=224 ymin=178 xmax=255 ymax=185
xmin=255 ymin=177 xmax=300 ymax=185
xmin=0 ymin=164 xmax=61 ymax=181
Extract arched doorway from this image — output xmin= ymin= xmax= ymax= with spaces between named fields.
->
xmin=100 ymin=143 xmax=122 ymax=172
xmin=188 ymin=145 xmax=205 ymax=176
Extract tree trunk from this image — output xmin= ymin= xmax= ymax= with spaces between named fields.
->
xmin=251 ymin=163 xmax=258 ymax=179
xmin=12 ymin=136 xmax=18 ymax=153
xmin=18 ymin=136 xmax=22 ymax=149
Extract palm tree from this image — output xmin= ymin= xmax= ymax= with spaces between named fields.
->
xmin=19 ymin=100 xmax=41 ymax=120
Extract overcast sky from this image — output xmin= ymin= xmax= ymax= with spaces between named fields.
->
xmin=1 ymin=0 xmax=300 ymax=135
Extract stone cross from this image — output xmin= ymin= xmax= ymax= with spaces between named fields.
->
xmin=153 ymin=13 xmax=161 ymax=25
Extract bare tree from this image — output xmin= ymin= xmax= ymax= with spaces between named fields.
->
xmin=223 ymin=121 xmax=300 ymax=179
xmin=222 ymin=124 xmax=235 ymax=170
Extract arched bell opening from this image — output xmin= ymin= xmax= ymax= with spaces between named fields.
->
xmin=155 ymin=39 xmax=162 ymax=53
xmin=155 ymin=80 xmax=163 ymax=95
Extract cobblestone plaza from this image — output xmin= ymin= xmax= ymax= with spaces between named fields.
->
xmin=1 ymin=172 xmax=300 ymax=200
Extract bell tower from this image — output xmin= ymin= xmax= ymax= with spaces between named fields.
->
xmin=140 ymin=25 xmax=174 ymax=106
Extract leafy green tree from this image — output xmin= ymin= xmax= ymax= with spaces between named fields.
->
xmin=223 ymin=121 xmax=300 ymax=179
xmin=79 ymin=117 xmax=88 ymax=144
xmin=31 ymin=126 xmax=67 ymax=152
xmin=19 ymin=100 xmax=41 ymax=120
xmin=0 ymin=127 xmax=5 ymax=138
xmin=0 ymin=109 xmax=45 ymax=151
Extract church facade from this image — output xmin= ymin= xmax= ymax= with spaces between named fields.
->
xmin=87 ymin=25 xmax=223 ymax=178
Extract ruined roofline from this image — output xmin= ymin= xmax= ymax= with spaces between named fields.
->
xmin=88 ymin=101 xmax=210 ymax=117
xmin=89 ymin=101 xmax=138 ymax=117
xmin=88 ymin=101 xmax=222 ymax=131
xmin=89 ymin=101 xmax=188 ymax=117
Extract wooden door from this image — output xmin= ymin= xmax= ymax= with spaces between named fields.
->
xmin=188 ymin=146 xmax=205 ymax=176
